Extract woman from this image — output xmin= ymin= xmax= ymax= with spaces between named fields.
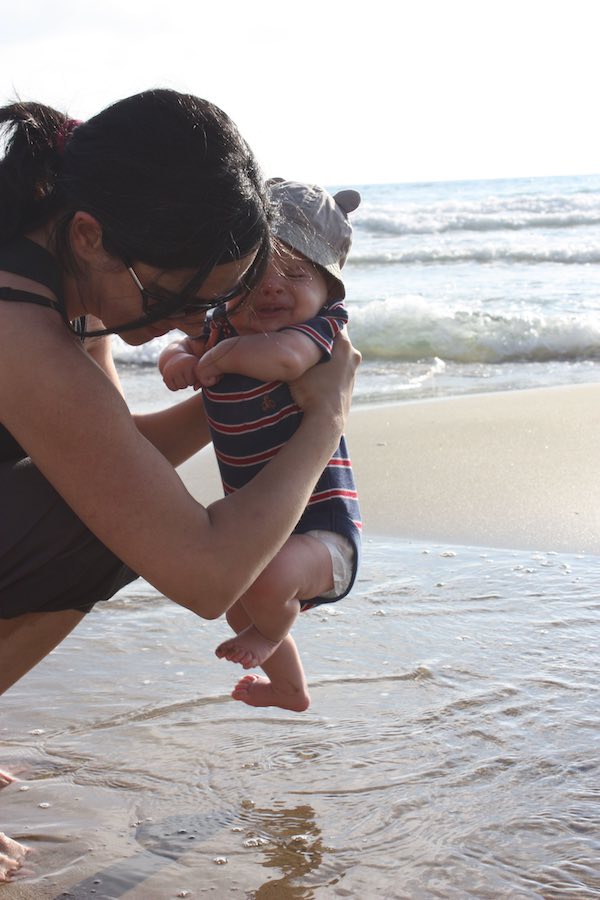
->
xmin=0 ymin=89 xmax=359 ymax=881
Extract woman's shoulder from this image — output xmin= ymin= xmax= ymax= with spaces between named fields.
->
xmin=0 ymin=298 xmax=102 ymax=411
xmin=0 ymin=236 xmax=63 ymax=296
xmin=0 ymin=235 xmax=68 ymax=321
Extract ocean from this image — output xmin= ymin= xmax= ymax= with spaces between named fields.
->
xmin=114 ymin=172 xmax=600 ymax=411
xmin=2 ymin=174 xmax=600 ymax=898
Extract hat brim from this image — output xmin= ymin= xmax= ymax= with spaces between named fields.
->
xmin=275 ymin=221 xmax=346 ymax=298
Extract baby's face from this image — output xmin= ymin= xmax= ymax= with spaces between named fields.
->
xmin=228 ymin=246 xmax=329 ymax=335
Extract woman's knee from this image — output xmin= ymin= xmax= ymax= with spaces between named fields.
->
xmin=0 ymin=609 xmax=85 ymax=695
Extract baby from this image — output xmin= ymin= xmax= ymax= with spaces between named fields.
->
xmin=159 ymin=179 xmax=362 ymax=711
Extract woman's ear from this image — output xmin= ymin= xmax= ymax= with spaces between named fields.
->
xmin=68 ymin=211 xmax=106 ymax=265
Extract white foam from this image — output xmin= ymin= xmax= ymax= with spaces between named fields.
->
xmin=348 ymin=296 xmax=600 ymax=363
xmin=355 ymin=191 xmax=600 ymax=237
xmin=349 ymin=244 xmax=600 ymax=266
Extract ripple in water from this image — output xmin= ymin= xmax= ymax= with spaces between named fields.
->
xmin=2 ymin=540 xmax=600 ymax=897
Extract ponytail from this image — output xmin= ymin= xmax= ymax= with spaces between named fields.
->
xmin=0 ymin=102 xmax=80 ymax=242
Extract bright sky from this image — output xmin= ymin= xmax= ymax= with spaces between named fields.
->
xmin=1 ymin=0 xmax=599 ymax=186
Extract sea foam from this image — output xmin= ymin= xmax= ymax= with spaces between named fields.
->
xmin=348 ymin=296 xmax=600 ymax=363
xmin=354 ymin=191 xmax=600 ymax=236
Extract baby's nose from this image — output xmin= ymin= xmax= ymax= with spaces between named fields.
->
xmin=261 ymin=274 xmax=284 ymax=294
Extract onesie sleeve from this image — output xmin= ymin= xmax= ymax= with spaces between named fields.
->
xmin=282 ymin=300 xmax=349 ymax=361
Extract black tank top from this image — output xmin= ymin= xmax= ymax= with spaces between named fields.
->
xmin=0 ymin=237 xmax=85 ymax=462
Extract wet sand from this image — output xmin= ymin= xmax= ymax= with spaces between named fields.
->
xmin=180 ymin=383 xmax=600 ymax=554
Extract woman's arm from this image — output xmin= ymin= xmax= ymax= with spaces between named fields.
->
xmin=82 ymin=323 xmax=124 ymax=396
xmin=195 ymin=331 xmax=321 ymax=386
xmin=133 ymin=393 xmax=212 ymax=466
xmin=82 ymin=322 xmax=212 ymax=465
xmin=0 ymin=303 xmax=358 ymax=619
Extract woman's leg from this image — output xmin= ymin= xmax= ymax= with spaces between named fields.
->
xmin=0 ymin=608 xmax=85 ymax=881
xmin=0 ymin=608 xmax=85 ymax=696
xmin=0 ymin=772 xmax=25 ymax=882
xmin=0 ymin=833 xmax=29 ymax=883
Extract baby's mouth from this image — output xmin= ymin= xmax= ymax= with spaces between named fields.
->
xmin=254 ymin=304 xmax=288 ymax=315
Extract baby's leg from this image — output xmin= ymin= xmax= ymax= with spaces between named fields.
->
xmin=216 ymin=534 xmax=333 ymax=669
xmin=226 ymin=602 xmax=310 ymax=711
xmin=231 ymin=637 xmax=310 ymax=712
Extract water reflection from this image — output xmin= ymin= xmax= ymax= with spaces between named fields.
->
xmin=243 ymin=803 xmax=325 ymax=899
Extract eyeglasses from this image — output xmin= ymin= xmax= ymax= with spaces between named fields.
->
xmin=126 ymin=264 xmax=245 ymax=321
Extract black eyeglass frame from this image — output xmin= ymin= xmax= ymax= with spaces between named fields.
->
xmin=126 ymin=263 xmax=245 ymax=320
xmin=80 ymin=240 xmax=269 ymax=339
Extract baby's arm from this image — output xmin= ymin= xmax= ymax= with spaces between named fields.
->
xmin=195 ymin=331 xmax=322 ymax=387
xmin=159 ymin=336 xmax=208 ymax=391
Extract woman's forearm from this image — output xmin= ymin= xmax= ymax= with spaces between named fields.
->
xmin=148 ymin=413 xmax=339 ymax=617
xmin=133 ymin=393 xmax=211 ymax=466
xmin=198 ymin=406 xmax=343 ymax=608
xmin=121 ymin=403 xmax=345 ymax=620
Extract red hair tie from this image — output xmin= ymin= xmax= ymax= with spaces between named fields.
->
xmin=55 ymin=118 xmax=83 ymax=155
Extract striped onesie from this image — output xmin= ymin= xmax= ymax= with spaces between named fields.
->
xmin=201 ymin=300 xmax=362 ymax=606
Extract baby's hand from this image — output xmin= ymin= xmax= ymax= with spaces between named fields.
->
xmin=161 ymin=354 xmax=201 ymax=391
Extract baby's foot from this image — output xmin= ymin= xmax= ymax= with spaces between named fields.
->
xmin=215 ymin=625 xmax=282 ymax=669
xmin=0 ymin=833 xmax=29 ymax=883
xmin=231 ymin=674 xmax=310 ymax=712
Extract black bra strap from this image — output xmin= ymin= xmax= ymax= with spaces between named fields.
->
xmin=0 ymin=286 xmax=86 ymax=340
xmin=0 ymin=285 xmax=63 ymax=312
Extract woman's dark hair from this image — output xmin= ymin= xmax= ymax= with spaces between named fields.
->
xmin=0 ymin=89 xmax=271 ymax=308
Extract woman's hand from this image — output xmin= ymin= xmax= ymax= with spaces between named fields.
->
xmin=288 ymin=329 xmax=361 ymax=430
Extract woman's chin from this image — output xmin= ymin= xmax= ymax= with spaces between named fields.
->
xmin=119 ymin=323 xmax=173 ymax=345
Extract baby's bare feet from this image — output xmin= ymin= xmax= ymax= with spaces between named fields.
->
xmin=231 ymin=674 xmax=310 ymax=712
xmin=215 ymin=625 xmax=282 ymax=669
xmin=0 ymin=833 xmax=29 ymax=883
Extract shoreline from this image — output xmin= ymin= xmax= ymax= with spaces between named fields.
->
xmin=179 ymin=382 xmax=600 ymax=555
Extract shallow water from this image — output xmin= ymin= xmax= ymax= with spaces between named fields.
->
xmin=2 ymin=539 xmax=600 ymax=898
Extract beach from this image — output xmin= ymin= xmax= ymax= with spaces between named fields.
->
xmin=180 ymin=383 xmax=600 ymax=554
xmin=3 ymin=383 xmax=600 ymax=898
xmin=3 ymin=172 xmax=600 ymax=896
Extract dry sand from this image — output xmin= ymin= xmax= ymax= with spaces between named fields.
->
xmin=179 ymin=383 xmax=600 ymax=555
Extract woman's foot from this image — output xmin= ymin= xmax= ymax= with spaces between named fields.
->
xmin=231 ymin=673 xmax=310 ymax=712
xmin=0 ymin=834 xmax=29 ymax=883
xmin=0 ymin=768 xmax=15 ymax=788
xmin=216 ymin=625 xmax=282 ymax=669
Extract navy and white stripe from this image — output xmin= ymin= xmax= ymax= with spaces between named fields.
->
xmin=202 ymin=302 xmax=362 ymax=603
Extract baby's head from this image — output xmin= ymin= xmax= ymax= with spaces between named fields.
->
xmin=268 ymin=179 xmax=361 ymax=300
xmin=224 ymin=180 xmax=360 ymax=333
